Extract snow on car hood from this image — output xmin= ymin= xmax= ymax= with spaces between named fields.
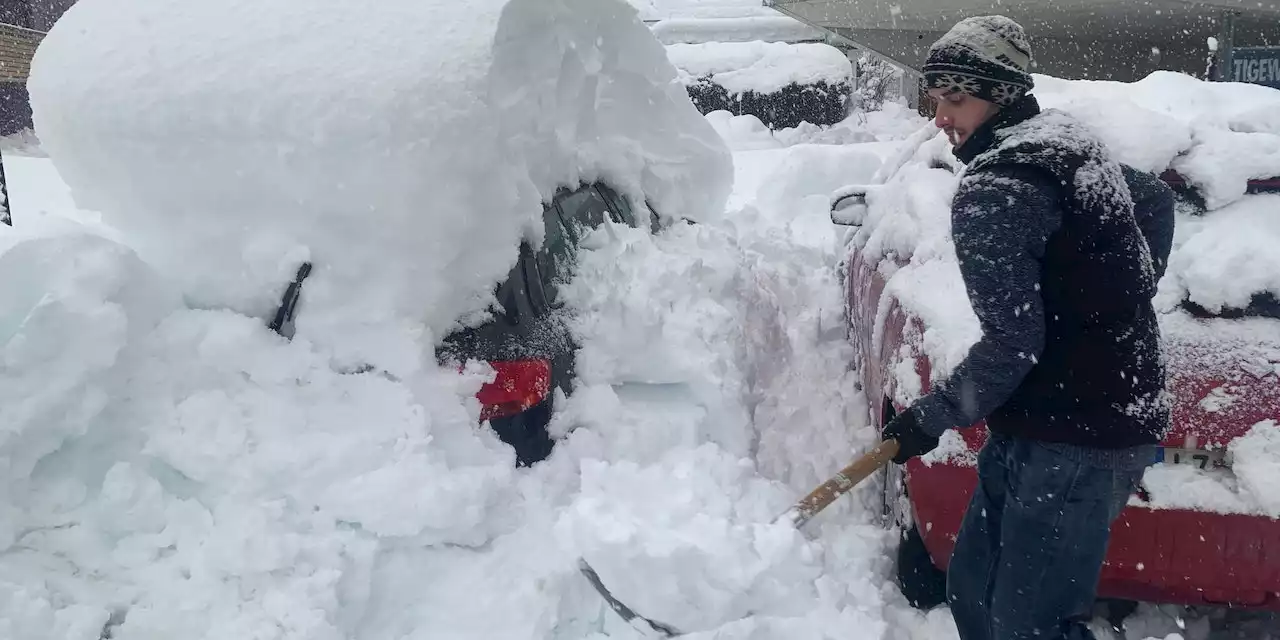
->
xmin=27 ymin=0 xmax=731 ymax=369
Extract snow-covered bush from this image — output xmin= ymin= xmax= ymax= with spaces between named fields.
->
xmin=667 ymin=41 xmax=854 ymax=130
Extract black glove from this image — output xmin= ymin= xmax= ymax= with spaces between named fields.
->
xmin=881 ymin=408 xmax=940 ymax=464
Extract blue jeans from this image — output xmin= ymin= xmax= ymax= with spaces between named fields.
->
xmin=946 ymin=433 xmax=1148 ymax=640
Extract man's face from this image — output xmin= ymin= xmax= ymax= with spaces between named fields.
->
xmin=928 ymin=88 xmax=1000 ymax=147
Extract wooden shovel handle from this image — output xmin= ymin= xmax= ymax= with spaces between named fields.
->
xmin=779 ymin=439 xmax=900 ymax=528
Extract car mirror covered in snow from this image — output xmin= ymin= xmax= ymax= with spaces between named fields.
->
xmin=829 ymin=185 xmax=872 ymax=226
xmin=25 ymin=0 xmax=732 ymax=370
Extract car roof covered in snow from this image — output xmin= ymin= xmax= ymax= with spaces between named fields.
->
xmin=26 ymin=0 xmax=732 ymax=367
xmin=1034 ymin=71 xmax=1280 ymax=210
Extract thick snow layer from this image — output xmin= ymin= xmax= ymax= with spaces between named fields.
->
xmin=28 ymin=0 xmax=731 ymax=368
xmin=1135 ymin=419 xmax=1280 ymax=518
xmin=651 ymin=16 xmax=826 ymax=45
xmin=1229 ymin=420 xmax=1280 ymax=517
xmin=1034 ymin=71 xmax=1280 ymax=209
xmin=666 ymin=42 xmax=853 ymax=95
xmin=1158 ymin=193 xmax=1280 ymax=312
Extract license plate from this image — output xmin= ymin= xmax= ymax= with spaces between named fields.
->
xmin=1157 ymin=447 xmax=1228 ymax=469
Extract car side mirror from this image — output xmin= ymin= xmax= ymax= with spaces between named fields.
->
xmin=830 ymin=186 xmax=872 ymax=226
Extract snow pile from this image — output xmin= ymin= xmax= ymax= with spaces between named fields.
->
xmin=666 ymin=42 xmax=853 ymax=95
xmin=705 ymin=112 xmax=787 ymax=151
xmin=0 ymin=233 xmax=524 ymax=638
xmin=1035 ymin=71 xmax=1280 ymax=209
xmin=1174 ymin=128 xmax=1280 ymax=209
xmin=561 ymin=445 xmax=819 ymax=633
xmin=1229 ymin=420 xmax=1280 ymax=518
xmin=28 ymin=0 xmax=730 ymax=368
xmin=549 ymin=125 xmax=902 ymax=635
xmin=1158 ymin=193 xmax=1280 ymax=312
xmin=651 ymin=16 xmax=825 ymax=45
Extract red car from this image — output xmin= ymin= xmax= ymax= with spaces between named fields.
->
xmin=834 ymin=154 xmax=1280 ymax=616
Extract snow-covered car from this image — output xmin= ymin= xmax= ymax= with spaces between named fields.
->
xmin=26 ymin=0 xmax=732 ymax=467
xmin=833 ymin=72 xmax=1280 ymax=613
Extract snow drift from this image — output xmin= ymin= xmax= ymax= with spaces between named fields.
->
xmin=28 ymin=0 xmax=731 ymax=369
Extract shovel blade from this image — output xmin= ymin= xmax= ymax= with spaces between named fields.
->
xmin=578 ymin=558 xmax=682 ymax=637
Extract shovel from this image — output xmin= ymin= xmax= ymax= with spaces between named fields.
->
xmin=578 ymin=438 xmax=901 ymax=637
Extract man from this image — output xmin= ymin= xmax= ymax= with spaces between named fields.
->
xmin=880 ymin=15 xmax=1176 ymax=640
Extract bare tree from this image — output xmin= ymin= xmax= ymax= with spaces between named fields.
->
xmin=853 ymin=53 xmax=900 ymax=112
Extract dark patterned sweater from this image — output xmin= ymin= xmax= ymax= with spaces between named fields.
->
xmin=908 ymin=96 xmax=1175 ymax=466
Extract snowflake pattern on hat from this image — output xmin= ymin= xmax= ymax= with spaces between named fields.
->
xmin=935 ymin=73 xmax=982 ymax=95
xmin=990 ymin=83 xmax=1021 ymax=105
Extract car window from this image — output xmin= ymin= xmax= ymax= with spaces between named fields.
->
xmin=528 ymin=182 xmax=637 ymax=310
xmin=532 ymin=201 xmax=577 ymax=309
xmin=596 ymin=184 xmax=636 ymax=226
xmin=556 ymin=185 xmax=614 ymax=235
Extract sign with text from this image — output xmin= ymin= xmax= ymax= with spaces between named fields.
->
xmin=1229 ymin=46 xmax=1280 ymax=89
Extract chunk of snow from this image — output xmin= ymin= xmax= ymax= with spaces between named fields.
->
xmin=28 ymin=0 xmax=730 ymax=369
xmin=1172 ymin=129 xmax=1280 ymax=209
xmin=1229 ymin=103 xmax=1280 ymax=136
xmin=1136 ymin=463 xmax=1254 ymax=515
xmin=558 ymin=444 xmax=820 ymax=633
xmin=705 ymin=111 xmax=787 ymax=151
xmin=1228 ymin=420 xmax=1280 ymax=518
xmin=1160 ymin=193 xmax=1280 ymax=311
xmin=920 ymin=430 xmax=977 ymax=467
xmin=666 ymin=41 xmax=853 ymax=96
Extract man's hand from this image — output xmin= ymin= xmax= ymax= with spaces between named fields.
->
xmin=882 ymin=408 xmax=940 ymax=464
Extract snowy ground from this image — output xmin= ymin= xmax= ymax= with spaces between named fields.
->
xmin=4 ymin=100 xmax=1276 ymax=638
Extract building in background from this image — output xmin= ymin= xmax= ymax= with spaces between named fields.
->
xmin=766 ymin=0 xmax=1280 ymax=91
xmin=1 ymin=0 xmax=74 ymax=31
xmin=0 ymin=0 xmax=72 ymax=136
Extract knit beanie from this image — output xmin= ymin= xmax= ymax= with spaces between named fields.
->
xmin=923 ymin=16 xmax=1034 ymax=106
